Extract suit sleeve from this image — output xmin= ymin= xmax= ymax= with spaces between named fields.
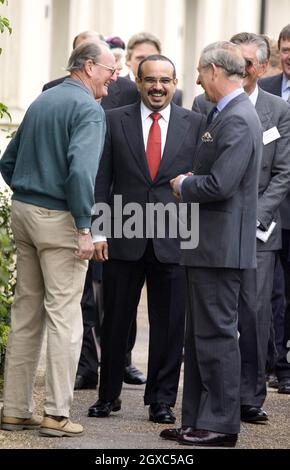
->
xmin=94 ymin=115 xmax=113 ymax=204
xmin=181 ymin=115 xmax=261 ymax=203
xmin=258 ymin=105 xmax=290 ymax=229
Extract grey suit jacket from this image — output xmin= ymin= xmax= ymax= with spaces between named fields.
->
xmin=192 ymin=92 xmax=214 ymax=116
xmin=191 ymin=89 xmax=290 ymax=248
xmin=181 ymin=93 xmax=263 ymax=269
xmin=258 ymin=73 xmax=290 ymax=230
xmin=255 ymin=88 xmax=290 ymax=250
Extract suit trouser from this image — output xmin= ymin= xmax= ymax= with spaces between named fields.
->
xmin=77 ymin=263 xmax=138 ymax=380
xmin=238 ymin=251 xmax=275 ymax=407
xmin=99 ymin=241 xmax=185 ymax=405
xmin=3 ymin=200 xmax=87 ymax=418
xmin=182 ymin=267 xmax=242 ymax=434
xmin=267 ymin=255 xmax=285 ymax=373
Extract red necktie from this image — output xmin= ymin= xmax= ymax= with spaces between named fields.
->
xmin=146 ymin=112 xmax=162 ymax=180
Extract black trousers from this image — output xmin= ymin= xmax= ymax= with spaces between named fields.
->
xmin=99 ymin=241 xmax=186 ymax=405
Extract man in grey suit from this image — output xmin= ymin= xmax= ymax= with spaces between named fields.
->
xmin=230 ymin=32 xmax=290 ymax=421
xmin=161 ymin=41 xmax=263 ymax=447
xmin=192 ymin=34 xmax=290 ymax=415
xmin=259 ymin=24 xmax=290 ymax=395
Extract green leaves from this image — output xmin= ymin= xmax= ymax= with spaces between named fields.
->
xmin=0 ymin=189 xmax=15 ymax=372
xmin=0 ymin=102 xmax=11 ymax=121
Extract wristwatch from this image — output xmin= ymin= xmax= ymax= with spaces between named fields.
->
xmin=77 ymin=228 xmax=90 ymax=235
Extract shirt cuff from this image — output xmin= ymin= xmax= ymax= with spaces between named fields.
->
xmin=92 ymin=234 xmax=107 ymax=243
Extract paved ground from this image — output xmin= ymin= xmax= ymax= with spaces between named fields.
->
xmin=0 ymin=287 xmax=290 ymax=450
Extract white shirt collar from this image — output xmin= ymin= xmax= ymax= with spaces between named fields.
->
xmin=129 ymin=70 xmax=136 ymax=82
xmin=248 ymin=85 xmax=259 ymax=106
xmin=140 ymin=102 xmax=171 ymax=122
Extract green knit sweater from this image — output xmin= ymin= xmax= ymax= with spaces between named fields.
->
xmin=0 ymin=78 xmax=106 ymax=228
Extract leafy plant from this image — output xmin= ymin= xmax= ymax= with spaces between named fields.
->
xmin=0 ymin=189 xmax=15 ymax=372
xmin=0 ymin=0 xmax=13 ymax=375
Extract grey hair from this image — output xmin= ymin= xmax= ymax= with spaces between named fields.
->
xmin=230 ymin=32 xmax=269 ymax=64
xmin=66 ymin=42 xmax=102 ymax=72
xmin=200 ymin=41 xmax=245 ymax=80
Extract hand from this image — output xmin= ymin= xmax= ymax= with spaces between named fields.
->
xmin=94 ymin=241 xmax=109 ymax=262
xmin=170 ymin=174 xmax=185 ymax=199
xmin=75 ymin=233 xmax=95 ymax=260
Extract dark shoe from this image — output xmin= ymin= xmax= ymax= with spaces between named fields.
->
xmin=267 ymin=374 xmax=279 ymax=389
xmin=74 ymin=375 xmax=98 ymax=390
xmin=179 ymin=429 xmax=238 ymax=448
xmin=123 ymin=365 xmax=146 ymax=385
xmin=240 ymin=405 xmax=268 ymax=423
xmin=149 ymin=403 xmax=176 ymax=424
xmin=278 ymin=380 xmax=290 ymax=394
xmin=160 ymin=426 xmax=191 ymax=441
xmin=88 ymin=398 xmax=121 ymax=418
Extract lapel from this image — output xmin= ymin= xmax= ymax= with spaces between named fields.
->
xmin=121 ymin=103 xmax=152 ymax=183
xmin=255 ymin=88 xmax=273 ymax=131
xmin=155 ymin=104 xmax=191 ymax=181
xmin=193 ymin=93 xmax=249 ymax=170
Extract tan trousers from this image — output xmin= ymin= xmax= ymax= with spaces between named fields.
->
xmin=3 ymin=201 xmax=88 ymax=418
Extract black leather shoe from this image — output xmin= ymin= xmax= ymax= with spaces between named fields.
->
xmin=123 ymin=365 xmax=146 ymax=385
xmin=160 ymin=427 xmax=192 ymax=441
xmin=240 ymin=405 xmax=268 ymax=423
xmin=88 ymin=398 xmax=121 ymax=418
xmin=278 ymin=380 xmax=290 ymax=394
xmin=74 ymin=375 xmax=98 ymax=390
xmin=149 ymin=403 xmax=176 ymax=424
xmin=179 ymin=429 xmax=238 ymax=447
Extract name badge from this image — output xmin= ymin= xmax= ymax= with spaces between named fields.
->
xmin=263 ymin=126 xmax=280 ymax=145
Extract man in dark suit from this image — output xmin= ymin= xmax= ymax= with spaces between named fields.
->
xmin=125 ymin=32 xmax=183 ymax=106
xmin=259 ymin=24 xmax=290 ymax=395
xmin=42 ymin=30 xmax=144 ymax=391
xmin=88 ymin=54 xmax=205 ymax=422
xmin=162 ymin=41 xmax=263 ymax=447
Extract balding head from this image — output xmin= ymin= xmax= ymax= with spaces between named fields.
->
xmin=73 ymin=30 xmax=104 ymax=49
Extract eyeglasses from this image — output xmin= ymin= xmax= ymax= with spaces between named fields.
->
xmin=142 ymin=77 xmax=175 ymax=85
xmin=94 ymin=62 xmax=116 ymax=76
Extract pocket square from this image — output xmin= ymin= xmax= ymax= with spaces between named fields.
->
xmin=201 ymin=132 xmax=213 ymax=143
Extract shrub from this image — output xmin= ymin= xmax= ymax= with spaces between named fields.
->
xmin=0 ymin=188 xmax=16 ymax=372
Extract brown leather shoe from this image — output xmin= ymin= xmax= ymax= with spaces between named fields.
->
xmin=179 ymin=429 xmax=238 ymax=447
xmin=1 ymin=415 xmax=42 ymax=431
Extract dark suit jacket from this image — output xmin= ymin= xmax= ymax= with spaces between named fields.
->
xmin=259 ymin=73 xmax=283 ymax=97
xmin=181 ymin=93 xmax=263 ymax=269
xmin=94 ymin=102 xmax=205 ymax=263
xmin=42 ymin=76 xmax=139 ymax=109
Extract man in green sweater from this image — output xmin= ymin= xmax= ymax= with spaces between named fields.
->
xmin=0 ymin=41 xmax=116 ymax=437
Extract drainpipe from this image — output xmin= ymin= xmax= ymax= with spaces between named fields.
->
xmin=260 ymin=0 xmax=267 ymax=34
